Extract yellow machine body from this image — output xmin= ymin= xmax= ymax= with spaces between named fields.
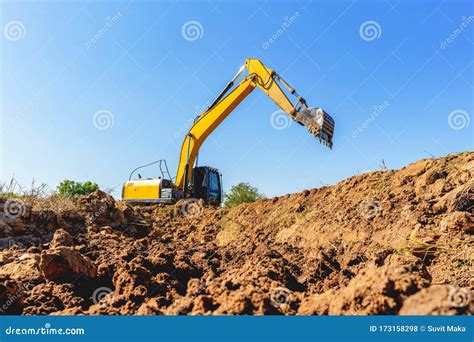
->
xmin=122 ymin=179 xmax=161 ymax=202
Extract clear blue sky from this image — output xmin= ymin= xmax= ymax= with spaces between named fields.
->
xmin=1 ymin=0 xmax=472 ymax=198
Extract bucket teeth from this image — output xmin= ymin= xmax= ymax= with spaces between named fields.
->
xmin=294 ymin=107 xmax=335 ymax=149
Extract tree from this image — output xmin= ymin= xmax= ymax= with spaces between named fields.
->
xmin=57 ymin=180 xmax=99 ymax=196
xmin=224 ymin=182 xmax=265 ymax=208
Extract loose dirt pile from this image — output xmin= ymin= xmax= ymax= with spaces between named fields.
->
xmin=0 ymin=152 xmax=472 ymax=315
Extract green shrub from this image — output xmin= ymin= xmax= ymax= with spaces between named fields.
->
xmin=224 ymin=182 xmax=265 ymax=208
xmin=57 ymin=180 xmax=98 ymax=196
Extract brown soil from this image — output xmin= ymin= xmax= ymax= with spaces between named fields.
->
xmin=0 ymin=152 xmax=472 ymax=315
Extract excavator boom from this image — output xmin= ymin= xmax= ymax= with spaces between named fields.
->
xmin=122 ymin=58 xmax=335 ymax=204
xmin=175 ymin=58 xmax=335 ymax=192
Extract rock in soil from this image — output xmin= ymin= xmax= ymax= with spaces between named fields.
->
xmin=0 ymin=152 xmax=472 ymax=315
xmin=40 ymin=247 xmax=97 ymax=282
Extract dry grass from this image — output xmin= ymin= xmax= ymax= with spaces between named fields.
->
xmin=0 ymin=177 xmax=76 ymax=212
xmin=25 ymin=194 xmax=77 ymax=212
xmin=393 ymin=236 xmax=460 ymax=257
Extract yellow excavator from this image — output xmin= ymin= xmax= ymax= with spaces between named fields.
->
xmin=122 ymin=58 xmax=335 ymax=205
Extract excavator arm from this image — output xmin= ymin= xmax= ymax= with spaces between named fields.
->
xmin=175 ymin=58 xmax=335 ymax=193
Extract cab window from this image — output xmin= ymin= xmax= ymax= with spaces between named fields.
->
xmin=208 ymin=171 xmax=220 ymax=202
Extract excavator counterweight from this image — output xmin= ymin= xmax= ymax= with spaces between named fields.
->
xmin=122 ymin=58 xmax=335 ymax=205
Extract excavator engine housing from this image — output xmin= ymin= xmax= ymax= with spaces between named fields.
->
xmin=122 ymin=178 xmax=183 ymax=203
xmin=122 ymin=166 xmax=221 ymax=205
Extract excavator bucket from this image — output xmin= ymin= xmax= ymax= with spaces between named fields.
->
xmin=294 ymin=107 xmax=335 ymax=149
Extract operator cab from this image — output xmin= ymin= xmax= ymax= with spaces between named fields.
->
xmin=189 ymin=166 xmax=222 ymax=205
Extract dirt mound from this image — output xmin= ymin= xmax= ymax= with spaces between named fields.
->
xmin=0 ymin=152 xmax=472 ymax=315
